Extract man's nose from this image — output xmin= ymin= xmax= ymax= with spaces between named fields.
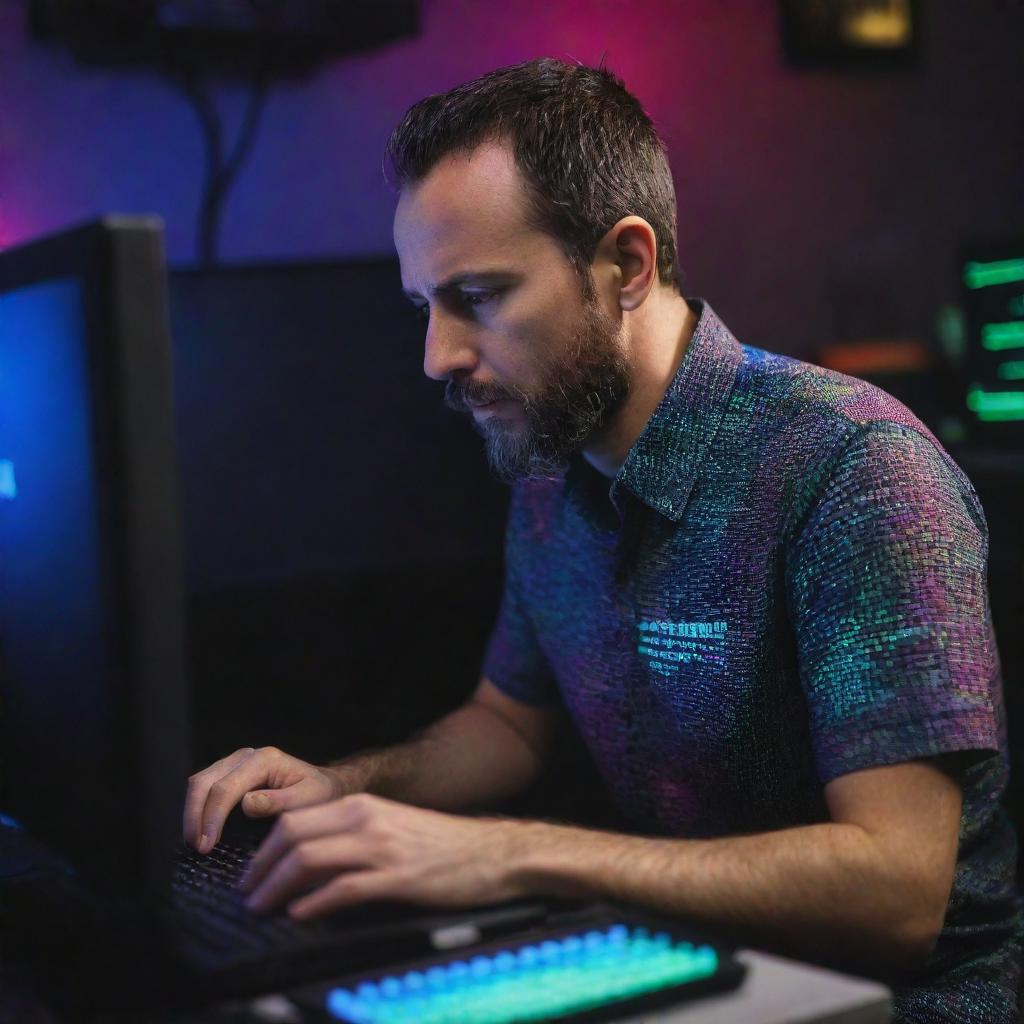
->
xmin=422 ymin=314 xmax=478 ymax=381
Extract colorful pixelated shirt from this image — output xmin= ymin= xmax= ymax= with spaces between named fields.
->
xmin=482 ymin=300 xmax=1022 ymax=1021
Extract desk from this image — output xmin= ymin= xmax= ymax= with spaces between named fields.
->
xmin=614 ymin=948 xmax=891 ymax=1023
xmin=234 ymin=948 xmax=891 ymax=1024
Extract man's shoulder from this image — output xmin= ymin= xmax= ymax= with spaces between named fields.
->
xmin=734 ymin=343 xmax=938 ymax=442
xmin=727 ymin=345 xmax=982 ymax=526
xmin=728 ymin=344 xmax=971 ymax=488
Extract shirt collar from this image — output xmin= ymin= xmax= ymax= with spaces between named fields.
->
xmin=608 ymin=299 xmax=743 ymax=522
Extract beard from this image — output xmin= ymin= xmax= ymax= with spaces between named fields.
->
xmin=444 ymin=292 xmax=631 ymax=483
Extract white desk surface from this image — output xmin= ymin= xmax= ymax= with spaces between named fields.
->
xmin=612 ymin=947 xmax=891 ymax=1023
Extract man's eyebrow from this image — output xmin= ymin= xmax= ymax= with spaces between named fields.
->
xmin=402 ymin=270 xmax=518 ymax=301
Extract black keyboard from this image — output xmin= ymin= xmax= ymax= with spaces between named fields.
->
xmin=172 ymin=842 xmax=336 ymax=958
xmin=169 ymin=843 xmax=556 ymax=978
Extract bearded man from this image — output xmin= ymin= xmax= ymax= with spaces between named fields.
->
xmin=184 ymin=58 xmax=1022 ymax=1022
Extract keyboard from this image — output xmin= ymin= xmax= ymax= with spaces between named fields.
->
xmin=169 ymin=842 xmax=562 ymax=993
xmin=171 ymin=842 xmax=339 ymax=958
xmin=297 ymin=909 xmax=747 ymax=1023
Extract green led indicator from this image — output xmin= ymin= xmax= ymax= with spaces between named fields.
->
xmin=964 ymin=258 xmax=1024 ymax=290
xmin=998 ymin=361 xmax=1024 ymax=381
xmin=966 ymin=386 xmax=1024 ymax=422
xmin=981 ymin=322 xmax=1024 ymax=351
xmin=1008 ymin=295 xmax=1024 ymax=318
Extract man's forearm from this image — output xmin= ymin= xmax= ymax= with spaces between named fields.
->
xmin=511 ymin=818 xmax=942 ymax=975
xmin=327 ymin=701 xmax=543 ymax=812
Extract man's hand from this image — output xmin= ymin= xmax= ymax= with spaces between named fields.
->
xmin=183 ymin=746 xmax=356 ymax=853
xmin=238 ymin=793 xmax=532 ymax=920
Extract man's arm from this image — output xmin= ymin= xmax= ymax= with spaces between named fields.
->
xmin=338 ymin=677 xmax=565 ymax=811
xmin=184 ymin=678 xmax=564 ymax=850
xmin=239 ymin=755 xmax=961 ymax=979
xmin=513 ymin=757 xmax=963 ymax=974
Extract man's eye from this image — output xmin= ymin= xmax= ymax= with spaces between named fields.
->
xmin=461 ymin=290 xmax=496 ymax=309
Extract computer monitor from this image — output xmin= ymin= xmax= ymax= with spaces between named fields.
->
xmin=0 ymin=216 xmax=190 ymax=901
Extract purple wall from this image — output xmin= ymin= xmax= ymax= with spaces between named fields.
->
xmin=1 ymin=0 xmax=1022 ymax=355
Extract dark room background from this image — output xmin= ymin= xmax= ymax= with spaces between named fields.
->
xmin=1 ymin=0 xmax=1022 ymax=826
xmin=3 ymin=1 xmax=1022 ymax=354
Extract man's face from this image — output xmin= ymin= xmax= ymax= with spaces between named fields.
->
xmin=394 ymin=141 xmax=630 ymax=481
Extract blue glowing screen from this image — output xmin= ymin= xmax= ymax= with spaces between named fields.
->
xmin=0 ymin=278 xmax=113 ymax=808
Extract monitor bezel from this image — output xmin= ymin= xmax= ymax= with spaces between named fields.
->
xmin=0 ymin=216 xmax=190 ymax=901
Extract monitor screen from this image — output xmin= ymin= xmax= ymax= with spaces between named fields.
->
xmin=0 ymin=274 xmax=118 ymax=849
xmin=0 ymin=218 xmax=188 ymax=898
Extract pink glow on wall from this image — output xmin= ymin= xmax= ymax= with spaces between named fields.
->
xmin=0 ymin=200 xmax=36 ymax=253
xmin=1 ymin=1 xmax=1022 ymax=352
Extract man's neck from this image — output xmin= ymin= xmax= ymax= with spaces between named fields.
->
xmin=582 ymin=294 xmax=698 ymax=479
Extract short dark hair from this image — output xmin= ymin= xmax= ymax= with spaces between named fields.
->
xmin=384 ymin=57 xmax=680 ymax=297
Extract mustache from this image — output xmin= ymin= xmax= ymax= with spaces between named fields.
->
xmin=444 ymin=377 xmax=518 ymax=413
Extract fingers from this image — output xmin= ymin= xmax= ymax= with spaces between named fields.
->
xmin=240 ymin=797 xmax=364 ymax=894
xmin=182 ymin=747 xmax=255 ymax=851
xmin=241 ymin=791 xmax=276 ymax=817
xmin=183 ymin=746 xmax=291 ymax=852
xmin=241 ymin=775 xmax=333 ymax=818
xmin=243 ymin=834 xmax=372 ymax=914
xmin=289 ymin=870 xmax=401 ymax=921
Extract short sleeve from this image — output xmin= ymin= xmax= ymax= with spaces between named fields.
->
xmin=785 ymin=422 xmax=1001 ymax=785
xmin=481 ymin=487 xmax=561 ymax=707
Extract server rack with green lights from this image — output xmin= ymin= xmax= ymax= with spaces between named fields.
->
xmin=960 ymin=242 xmax=1024 ymax=447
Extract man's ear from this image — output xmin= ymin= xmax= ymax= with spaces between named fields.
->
xmin=594 ymin=216 xmax=659 ymax=312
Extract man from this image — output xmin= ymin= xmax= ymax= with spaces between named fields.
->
xmin=183 ymin=58 xmax=1022 ymax=1020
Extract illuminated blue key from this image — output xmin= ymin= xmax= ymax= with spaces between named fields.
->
xmin=326 ymin=990 xmax=362 ymax=1022
xmin=379 ymin=976 xmax=401 ymax=998
xmin=539 ymin=940 xmax=562 ymax=960
xmin=493 ymin=950 xmax=517 ymax=972
xmin=517 ymin=944 xmax=540 ymax=966
xmin=469 ymin=955 xmax=493 ymax=976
